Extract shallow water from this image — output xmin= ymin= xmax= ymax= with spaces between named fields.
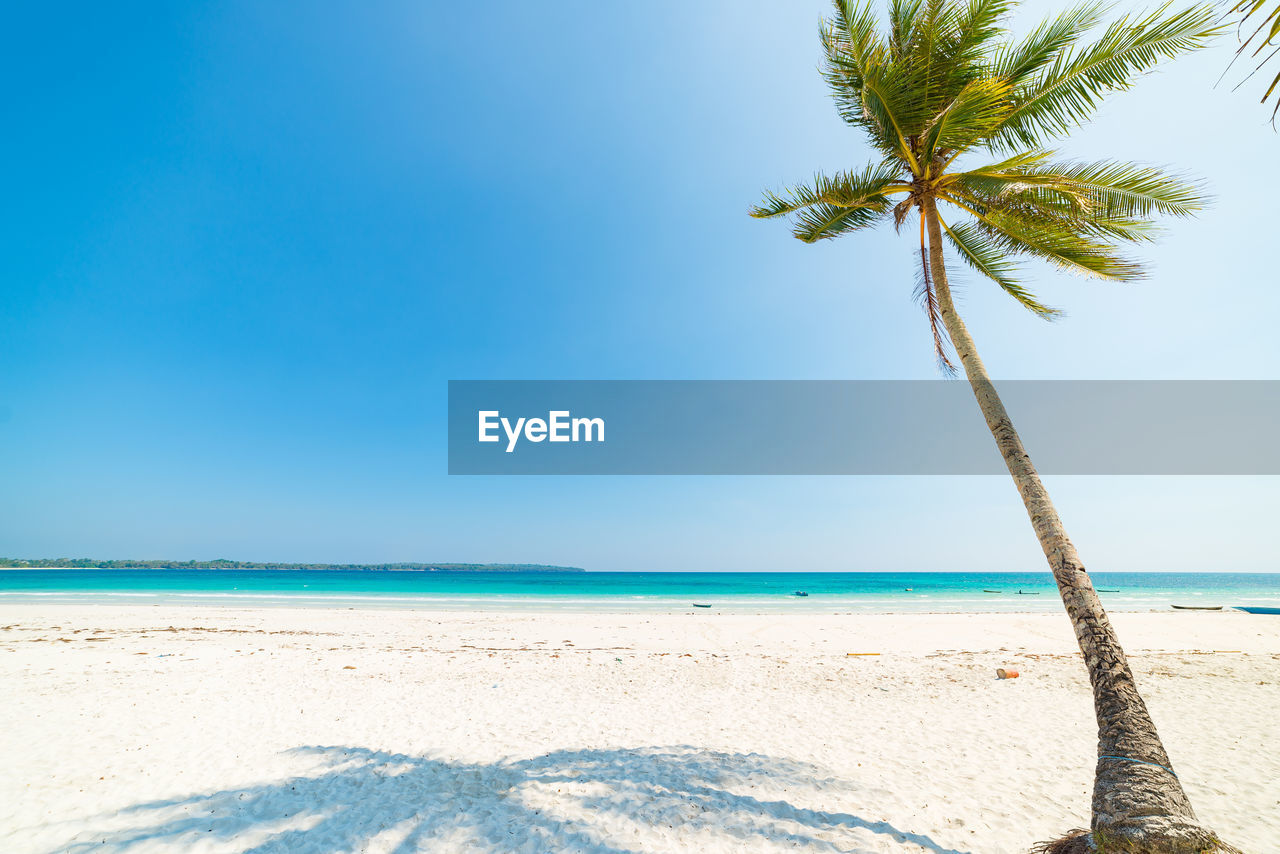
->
xmin=2 ymin=569 xmax=1278 ymax=613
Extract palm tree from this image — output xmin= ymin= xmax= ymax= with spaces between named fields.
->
xmin=751 ymin=2 xmax=1239 ymax=852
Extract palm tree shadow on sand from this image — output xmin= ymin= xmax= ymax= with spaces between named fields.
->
xmin=45 ymin=745 xmax=975 ymax=854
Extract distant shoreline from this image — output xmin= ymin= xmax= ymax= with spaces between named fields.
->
xmin=0 ymin=560 xmax=586 ymax=573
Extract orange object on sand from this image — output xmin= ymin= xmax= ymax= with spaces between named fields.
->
xmin=996 ymin=668 xmax=1019 ymax=679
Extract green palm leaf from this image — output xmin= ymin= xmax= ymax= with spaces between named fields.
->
xmin=1225 ymin=0 xmax=1280 ymax=118
xmin=751 ymin=163 xmax=903 ymax=240
xmin=823 ymin=2 xmax=922 ymax=162
xmin=920 ymin=77 xmax=1013 ymax=162
xmin=950 ymin=0 xmax=1016 ymax=68
xmin=993 ymin=2 xmax=1106 ymax=84
xmin=751 ymin=164 xmax=902 ymax=218
xmin=792 ymin=201 xmax=892 ymax=241
xmin=975 ymin=209 xmax=1144 ymax=280
xmin=994 ymin=3 xmax=1222 ymax=148
xmin=1040 ymin=161 xmax=1204 ymax=217
xmin=954 ymin=159 xmax=1203 ymax=217
xmin=941 ymin=220 xmax=1062 ymax=317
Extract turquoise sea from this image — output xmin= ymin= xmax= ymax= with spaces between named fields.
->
xmin=1 ymin=569 xmax=1278 ymax=613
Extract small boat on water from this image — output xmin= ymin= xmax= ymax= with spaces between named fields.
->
xmin=1171 ymin=605 xmax=1222 ymax=611
xmin=1097 ymin=589 xmax=1120 ymax=593
xmin=983 ymin=589 xmax=1002 ymax=593
xmin=793 ymin=591 xmax=808 ymax=597
xmin=1016 ymin=590 xmax=1039 ymax=595
xmin=1236 ymin=606 xmax=1280 ymax=615
xmin=692 ymin=603 xmax=712 ymax=608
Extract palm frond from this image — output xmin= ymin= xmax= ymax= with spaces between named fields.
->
xmin=1037 ymin=161 xmax=1205 ymax=217
xmin=896 ymin=0 xmax=1011 ymax=139
xmin=947 ymin=181 xmax=1164 ymax=247
xmin=751 ymin=163 xmax=903 ymax=215
xmin=971 ymin=209 xmax=1145 ymax=279
xmin=892 ymin=196 xmax=917 ymax=231
xmin=915 ymin=241 xmax=958 ymax=373
xmin=950 ymin=147 xmax=1057 ymax=176
xmin=951 ymin=0 xmax=1017 ymax=68
xmin=888 ymin=0 xmax=926 ymax=57
xmin=994 ymin=3 xmax=1222 ymax=148
xmin=912 ymin=0 xmax=995 ymax=106
xmin=1225 ymin=0 xmax=1280 ymax=118
xmin=951 ymin=158 xmax=1204 ymax=226
xmin=993 ymin=2 xmax=1106 ymax=84
xmin=920 ymin=77 xmax=1013 ymax=162
xmin=752 ymin=163 xmax=904 ymax=241
xmin=941 ymin=219 xmax=1061 ymax=317
xmin=823 ymin=1 xmax=923 ymax=163
xmin=793 ymin=201 xmax=892 ymax=241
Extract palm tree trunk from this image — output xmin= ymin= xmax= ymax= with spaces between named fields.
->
xmin=920 ymin=198 xmax=1227 ymax=852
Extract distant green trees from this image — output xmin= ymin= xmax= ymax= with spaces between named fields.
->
xmin=0 ymin=558 xmax=585 ymax=572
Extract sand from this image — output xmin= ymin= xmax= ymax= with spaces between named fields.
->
xmin=1 ymin=605 xmax=1276 ymax=853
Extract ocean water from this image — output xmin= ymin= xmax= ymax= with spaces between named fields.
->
xmin=1 ymin=569 xmax=1278 ymax=613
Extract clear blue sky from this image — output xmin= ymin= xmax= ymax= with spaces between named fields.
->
xmin=2 ymin=1 xmax=1277 ymax=571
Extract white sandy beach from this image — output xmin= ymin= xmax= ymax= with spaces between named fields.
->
xmin=1 ymin=606 xmax=1277 ymax=853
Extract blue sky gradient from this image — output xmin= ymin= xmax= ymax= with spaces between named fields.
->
xmin=2 ymin=0 xmax=1277 ymax=571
